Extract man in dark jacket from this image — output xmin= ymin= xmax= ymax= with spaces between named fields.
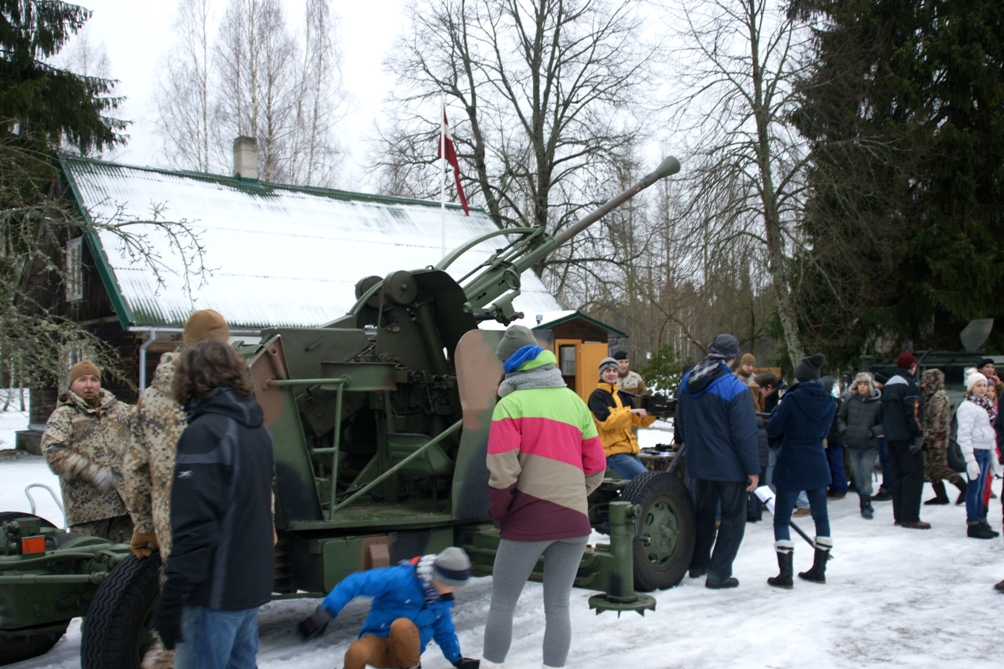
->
xmin=675 ymin=334 xmax=760 ymax=589
xmin=154 ymin=340 xmax=275 ymax=669
xmin=881 ymin=352 xmax=930 ymax=529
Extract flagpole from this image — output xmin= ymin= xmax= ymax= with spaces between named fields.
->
xmin=440 ymin=97 xmax=447 ymax=258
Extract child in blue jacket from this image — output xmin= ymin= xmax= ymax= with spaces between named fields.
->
xmin=298 ymin=547 xmax=480 ymax=669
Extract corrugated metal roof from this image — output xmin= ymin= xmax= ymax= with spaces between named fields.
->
xmin=60 ymin=156 xmax=564 ymax=329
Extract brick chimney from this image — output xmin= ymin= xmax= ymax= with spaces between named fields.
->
xmin=233 ymin=136 xmax=258 ymax=180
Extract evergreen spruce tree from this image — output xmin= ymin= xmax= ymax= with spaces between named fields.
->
xmin=792 ymin=0 xmax=1004 ymax=362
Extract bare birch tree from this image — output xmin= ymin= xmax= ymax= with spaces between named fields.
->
xmin=156 ymin=0 xmax=216 ymax=172
xmin=663 ymin=0 xmax=810 ymax=366
xmin=378 ymin=0 xmax=653 ymax=289
xmin=155 ymin=0 xmax=345 ymax=185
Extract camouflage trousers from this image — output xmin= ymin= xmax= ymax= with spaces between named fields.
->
xmin=923 ymin=439 xmax=963 ymax=486
xmin=70 ymin=515 xmax=133 ymax=544
xmin=141 ymin=638 xmax=174 ymax=669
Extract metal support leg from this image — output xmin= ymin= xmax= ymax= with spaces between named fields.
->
xmin=589 ymin=501 xmax=657 ymax=616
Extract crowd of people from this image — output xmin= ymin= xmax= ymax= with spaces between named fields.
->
xmin=34 ymin=316 xmax=1004 ymax=669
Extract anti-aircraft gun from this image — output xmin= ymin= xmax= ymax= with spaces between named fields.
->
xmin=0 ymin=157 xmax=692 ymax=667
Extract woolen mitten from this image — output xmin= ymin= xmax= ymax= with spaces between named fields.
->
xmin=967 ymin=460 xmax=981 ymax=481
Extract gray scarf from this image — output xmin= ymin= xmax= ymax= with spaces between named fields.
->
xmin=498 ymin=364 xmax=567 ymax=397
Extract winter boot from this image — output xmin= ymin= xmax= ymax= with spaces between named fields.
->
xmin=953 ymin=478 xmax=967 ymax=505
xmin=481 ymin=660 xmax=505 ymax=669
xmin=924 ymin=481 xmax=950 ymax=505
xmin=967 ymin=520 xmax=996 ymax=539
xmin=797 ymin=537 xmax=832 ymax=584
xmin=979 ymin=519 xmax=1000 ymax=538
xmin=860 ymin=495 xmax=874 ymax=519
xmin=767 ymin=541 xmax=794 ymax=589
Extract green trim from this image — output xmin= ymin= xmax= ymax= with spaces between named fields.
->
xmin=540 ymin=311 xmax=628 ymax=339
xmin=58 ymin=155 xmax=134 ymax=330
xmin=58 ymin=154 xmax=485 ymax=215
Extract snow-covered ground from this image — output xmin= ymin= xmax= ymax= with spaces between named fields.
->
xmin=4 ymin=421 xmax=1002 ymax=668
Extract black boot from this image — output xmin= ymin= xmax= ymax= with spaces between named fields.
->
xmin=953 ymin=478 xmax=967 ymax=505
xmin=860 ymin=494 xmax=874 ymax=519
xmin=798 ymin=538 xmax=832 ymax=583
xmin=924 ymin=481 xmax=950 ymax=505
xmin=967 ymin=521 xmax=995 ymax=539
xmin=767 ymin=541 xmax=794 ymax=589
xmin=979 ymin=519 xmax=1000 ymax=538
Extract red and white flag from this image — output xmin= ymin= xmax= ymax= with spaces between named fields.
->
xmin=437 ymin=109 xmax=469 ymax=216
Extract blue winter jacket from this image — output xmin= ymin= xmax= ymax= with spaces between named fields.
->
xmin=766 ymin=380 xmax=837 ymax=492
xmin=320 ymin=560 xmax=462 ymax=664
xmin=675 ymin=364 xmax=760 ymax=482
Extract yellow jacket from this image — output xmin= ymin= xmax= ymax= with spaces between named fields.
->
xmin=587 ymin=382 xmax=657 ymax=457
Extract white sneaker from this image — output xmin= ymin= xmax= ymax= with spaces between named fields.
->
xmin=481 ymin=660 xmax=504 ymax=668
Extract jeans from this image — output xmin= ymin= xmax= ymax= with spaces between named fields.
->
xmin=773 ymin=487 xmax=830 ymax=542
xmin=826 ymin=443 xmax=848 ymax=495
xmin=847 ymin=448 xmax=877 ymax=498
xmin=888 ymin=439 xmax=925 ymax=524
xmin=690 ymin=479 xmax=748 ymax=584
xmin=767 ymin=447 xmax=809 ymax=508
xmin=606 ymin=453 xmax=648 ymax=480
xmin=877 ymin=438 xmax=892 ymax=491
xmin=174 ymin=606 xmax=259 ymax=669
xmin=965 ymin=449 xmax=992 ymax=522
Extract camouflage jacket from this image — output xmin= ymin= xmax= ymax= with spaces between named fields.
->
xmin=41 ymin=389 xmax=133 ymax=526
xmin=617 ymin=370 xmax=647 ymax=396
xmin=923 ymin=388 xmax=951 ymax=451
xmin=123 ymin=352 xmax=187 ymax=555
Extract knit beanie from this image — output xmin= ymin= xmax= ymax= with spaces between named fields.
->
xmin=794 ymin=353 xmax=826 ymax=382
xmin=896 ymin=352 xmax=917 ymax=370
xmin=183 ymin=309 xmax=230 ymax=347
xmin=495 ymin=325 xmax=537 ymax=363
xmin=708 ymin=334 xmax=740 ymax=360
xmin=433 ymin=547 xmax=472 ymax=587
xmin=69 ymin=360 xmax=100 ymax=384
xmin=966 ymin=370 xmax=987 ymax=392
xmin=598 ymin=357 xmax=619 ymax=377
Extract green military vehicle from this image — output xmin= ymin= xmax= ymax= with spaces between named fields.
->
xmin=0 ymin=157 xmax=695 ymax=667
xmin=858 ymin=319 xmax=1000 ymax=408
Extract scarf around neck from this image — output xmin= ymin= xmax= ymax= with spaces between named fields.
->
xmin=965 ymin=392 xmax=998 ymax=424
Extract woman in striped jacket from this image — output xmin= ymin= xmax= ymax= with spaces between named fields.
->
xmin=482 ymin=325 xmax=606 ymax=669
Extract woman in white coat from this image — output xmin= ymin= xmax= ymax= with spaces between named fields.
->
xmin=957 ymin=370 xmax=1000 ymax=539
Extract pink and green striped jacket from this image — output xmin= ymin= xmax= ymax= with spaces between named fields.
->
xmin=487 ymin=351 xmax=607 ymax=541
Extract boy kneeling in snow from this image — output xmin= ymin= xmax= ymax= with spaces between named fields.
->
xmin=298 ymin=547 xmax=480 ymax=669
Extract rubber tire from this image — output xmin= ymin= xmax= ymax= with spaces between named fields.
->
xmin=0 ymin=512 xmax=67 ymax=665
xmin=619 ymin=471 xmax=696 ymax=592
xmin=0 ymin=511 xmax=57 ymax=528
xmin=81 ymin=552 xmax=162 ymax=669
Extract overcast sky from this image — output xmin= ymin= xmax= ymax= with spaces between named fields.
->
xmin=70 ymin=0 xmax=408 ymax=190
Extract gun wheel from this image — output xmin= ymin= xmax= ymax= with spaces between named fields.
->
xmin=619 ymin=472 xmax=696 ymax=592
xmin=81 ymin=552 xmax=162 ymax=669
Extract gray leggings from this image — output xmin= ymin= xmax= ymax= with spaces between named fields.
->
xmin=482 ymin=535 xmax=588 ymax=668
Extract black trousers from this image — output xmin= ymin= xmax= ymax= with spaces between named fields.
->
xmin=690 ymin=479 xmax=748 ymax=583
xmin=888 ymin=439 xmax=925 ymax=523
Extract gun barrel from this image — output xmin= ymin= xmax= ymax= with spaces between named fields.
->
xmin=552 ymin=156 xmax=680 ymax=247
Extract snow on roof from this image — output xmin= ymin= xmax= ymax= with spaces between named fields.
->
xmin=480 ymin=310 xmax=627 ymax=337
xmin=60 ymin=156 xmax=564 ymax=329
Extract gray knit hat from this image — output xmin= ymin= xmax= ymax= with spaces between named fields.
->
xmin=433 ymin=547 xmax=472 ymax=587
xmin=794 ymin=353 xmax=826 ymax=382
xmin=599 ymin=357 xmax=619 ymax=377
xmin=708 ymin=334 xmax=740 ymax=360
xmin=496 ymin=325 xmax=537 ymax=363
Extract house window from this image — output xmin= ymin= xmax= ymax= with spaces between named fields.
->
xmin=559 ymin=345 xmax=576 ymax=376
xmin=66 ymin=237 xmax=84 ymax=301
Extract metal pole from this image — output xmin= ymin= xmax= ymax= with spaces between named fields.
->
xmin=441 ymin=97 xmax=447 ymax=258
xmin=139 ymin=331 xmax=158 ymax=394
xmin=327 ymin=383 xmax=345 ymax=520
xmin=332 ymin=419 xmax=462 ymax=513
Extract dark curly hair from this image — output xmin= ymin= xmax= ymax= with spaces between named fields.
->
xmin=172 ymin=339 xmax=252 ymax=407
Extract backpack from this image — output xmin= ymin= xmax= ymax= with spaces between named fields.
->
xmin=947 ymin=414 xmax=967 ymax=474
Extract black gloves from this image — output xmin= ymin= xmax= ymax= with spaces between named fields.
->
xmin=454 ymin=658 xmax=481 ymax=669
xmin=909 ymin=435 xmax=925 ymax=455
xmin=154 ymin=578 xmax=185 ymax=651
xmin=297 ymin=605 xmax=334 ymax=640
